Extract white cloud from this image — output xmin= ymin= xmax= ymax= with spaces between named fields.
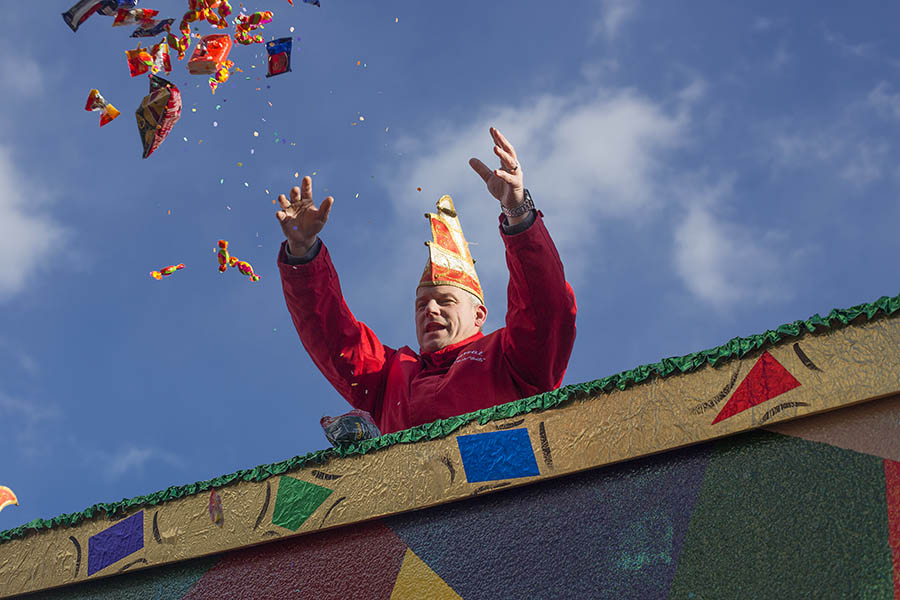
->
xmin=0 ymin=145 xmax=67 ymax=302
xmin=100 ymin=446 xmax=184 ymax=480
xmin=368 ymin=75 xmax=803 ymax=316
xmin=0 ymin=390 xmax=61 ymax=458
xmin=0 ymin=48 xmax=42 ymax=99
xmin=822 ymin=27 xmax=875 ymax=59
xmin=840 ymin=141 xmax=888 ymax=186
xmin=868 ymin=82 xmax=900 ymax=120
xmin=381 ymin=87 xmax=688 ymax=306
xmin=672 ymin=178 xmax=802 ymax=311
xmin=592 ymin=0 xmax=639 ymax=41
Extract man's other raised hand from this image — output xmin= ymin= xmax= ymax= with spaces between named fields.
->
xmin=275 ymin=176 xmax=333 ymax=256
xmin=469 ymin=127 xmax=526 ymax=223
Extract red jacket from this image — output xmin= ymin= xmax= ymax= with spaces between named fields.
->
xmin=277 ymin=211 xmax=577 ymax=434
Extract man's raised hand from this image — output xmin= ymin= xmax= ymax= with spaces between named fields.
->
xmin=275 ymin=176 xmax=333 ymax=256
xmin=468 ymin=127 xmax=525 ymax=211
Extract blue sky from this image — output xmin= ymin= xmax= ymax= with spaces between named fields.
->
xmin=2 ymin=0 xmax=900 ymax=530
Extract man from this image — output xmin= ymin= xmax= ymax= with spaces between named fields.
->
xmin=275 ymin=127 xmax=576 ymax=434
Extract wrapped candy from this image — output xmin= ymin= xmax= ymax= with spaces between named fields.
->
xmin=188 ymin=34 xmax=233 ymax=75
xmin=167 ymin=1 xmax=233 ymax=60
xmin=217 ymin=239 xmax=232 ymax=272
xmin=131 ymin=17 xmax=174 ymax=38
xmin=265 ymin=37 xmax=292 ymax=78
xmin=126 ymin=41 xmax=171 ymax=77
xmin=85 ymin=89 xmax=121 ymax=127
xmin=150 ymin=264 xmax=185 ymax=279
xmin=217 ymin=240 xmax=260 ymax=282
xmin=62 ymin=0 xmax=117 ymax=32
xmin=233 ymin=11 xmax=273 ymax=45
xmin=0 ymin=486 xmax=18 ymax=514
xmin=135 ymin=75 xmax=182 ymax=159
xmin=208 ymin=60 xmax=234 ymax=94
xmin=126 ymin=45 xmax=153 ymax=77
xmin=112 ymin=8 xmax=159 ymax=26
xmin=321 ymin=410 xmax=381 ymax=447
xmin=235 ymin=260 xmax=261 ymax=282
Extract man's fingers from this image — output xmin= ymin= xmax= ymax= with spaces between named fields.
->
xmin=301 ymin=175 xmax=312 ymax=199
xmin=275 ymin=209 xmax=287 ymax=222
xmin=493 ymin=145 xmax=517 ymax=169
xmin=277 ymin=193 xmax=291 ymax=209
xmin=491 ymin=127 xmax=517 ymax=159
xmin=290 ymin=186 xmax=302 ymax=203
xmin=318 ymin=196 xmax=334 ymax=223
xmin=469 ymin=158 xmax=492 ymax=183
xmin=493 ymin=168 xmax=519 ymax=186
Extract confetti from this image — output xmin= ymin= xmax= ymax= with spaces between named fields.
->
xmin=294 ymin=172 xmax=299 ymax=177
xmin=237 ymin=162 xmax=243 ymax=166
xmin=213 ymin=121 xmax=218 ymax=126
xmin=289 ymin=26 xmax=294 ymax=32
xmin=385 ymin=127 xmax=389 ymax=132
xmin=253 ymin=131 xmax=259 ymax=136
xmin=244 ymin=182 xmax=249 ymax=187
xmin=220 ymin=178 xmax=225 ymax=184
xmin=359 ymin=116 xmax=365 ymax=121
xmin=395 ymin=17 xmax=398 ymax=22
xmin=417 ymin=187 xmax=422 ymax=191
xmin=250 ymin=148 xmax=255 ymax=154
xmin=355 ymin=193 xmax=359 ymax=198
xmin=216 ymin=104 xmax=221 ymax=110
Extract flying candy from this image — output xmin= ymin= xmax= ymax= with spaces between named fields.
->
xmin=135 ymin=75 xmax=182 ymax=158
xmin=150 ymin=263 xmax=185 ymax=279
xmin=265 ymin=37 xmax=292 ymax=78
xmin=167 ymin=0 xmax=233 ymax=60
xmin=62 ymin=0 xmax=118 ymax=32
xmin=188 ymin=34 xmax=233 ymax=74
xmin=233 ymin=11 xmax=273 ymax=46
xmin=217 ymin=239 xmax=233 ymax=272
xmin=0 ymin=486 xmax=18 ymax=514
xmin=235 ymin=260 xmax=261 ymax=282
xmin=85 ymin=89 xmax=120 ymax=127
xmin=131 ymin=17 xmax=174 ymax=38
xmin=217 ymin=240 xmax=260 ymax=282
xmin=125 ymin=41 xmax=171 ymax=76
xmin=208 ymin=60 xmax=235 ymax=94
xmin=112 ymin=8 xmax=159 ymax=27
xmin=303 ymin=0 xmax=320 ymax=6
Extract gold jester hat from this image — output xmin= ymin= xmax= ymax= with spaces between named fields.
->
xmin=418 ymin=195 xmax=484 ymax=304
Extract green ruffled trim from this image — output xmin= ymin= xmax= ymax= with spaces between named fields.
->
xmin=2 ymin=292 xmax=898 ymax=544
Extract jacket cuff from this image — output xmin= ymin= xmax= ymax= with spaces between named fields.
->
xmin=500 ymin=209 xmax=537 ymax=235
xmin=282 ymin=238 xmax=322 ymax=265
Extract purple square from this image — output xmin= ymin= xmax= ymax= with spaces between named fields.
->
xmin=87 ymin=511 xmax=144 ymax=575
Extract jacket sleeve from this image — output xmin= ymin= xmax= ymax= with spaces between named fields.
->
xmin=499 ymin=210 xmax=577 ymax=394
xmin=277 ymin=240 xmax=393 ymax=420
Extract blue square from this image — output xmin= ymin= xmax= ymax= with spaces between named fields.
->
xmin=456 ymin=428 xmax=540 ymax=483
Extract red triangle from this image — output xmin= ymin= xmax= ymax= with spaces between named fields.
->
xmin=712 ymin=351 xmax=801 ymax=424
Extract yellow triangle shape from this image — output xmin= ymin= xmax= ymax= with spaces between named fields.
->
xmin=391 ymin=547 xmax=462 ymax=600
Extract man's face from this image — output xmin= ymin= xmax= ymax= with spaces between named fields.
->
xmin=415 ymin=285 xmax=487 ymax=353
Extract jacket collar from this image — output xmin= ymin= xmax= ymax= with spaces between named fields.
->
xmin=420 ymin=332 xmax=484 ymax=369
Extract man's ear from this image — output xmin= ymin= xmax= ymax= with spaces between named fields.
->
xmin=474 ymin=304 xmax=488 ymax=328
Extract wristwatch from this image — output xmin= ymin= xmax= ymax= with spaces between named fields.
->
xmin=501 ymin=188 xmax=534 ymax=218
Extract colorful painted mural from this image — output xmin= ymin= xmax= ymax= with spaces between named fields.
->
xmin=2 ymin=295 xmax=900 ymax=598
xmin=28 ymin=402 xmax=900 ymax=599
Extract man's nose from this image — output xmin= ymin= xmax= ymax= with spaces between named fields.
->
xmin=424 ymin=300 xmax=440 ymax=315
